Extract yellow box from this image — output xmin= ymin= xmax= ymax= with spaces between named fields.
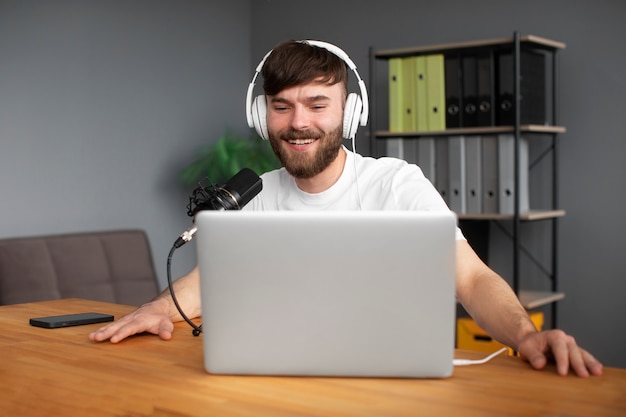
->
xmin=456 ymin=312 xmax=544 ymax=355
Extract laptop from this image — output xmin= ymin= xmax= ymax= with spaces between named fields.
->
xmin=194 ymin=210 xmax=457 ymax=378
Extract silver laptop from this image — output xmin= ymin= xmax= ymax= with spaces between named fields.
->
xmin=195 ymin=210 xmax=457 ymax=378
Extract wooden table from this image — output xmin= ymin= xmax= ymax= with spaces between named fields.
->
xmin=1 ymin=299 xmax=624 ymax=417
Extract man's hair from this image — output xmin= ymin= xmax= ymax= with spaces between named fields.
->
xmin=262 ymin=40 xmax=348 ymax=97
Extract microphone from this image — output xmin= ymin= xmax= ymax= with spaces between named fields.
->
xmin=174 ymin=168 xmax=262 ymax=248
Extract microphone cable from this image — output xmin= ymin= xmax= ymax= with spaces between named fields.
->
xmin=167 ymin=242 xmax=203 ymax=336
xmin=166 ymin=179 xmax=214 ymax=337
xmin=165 ymin=168 xmax=262 ymax=337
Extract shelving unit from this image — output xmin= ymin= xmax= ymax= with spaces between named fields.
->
xmin=368 ymin=32 xmax=565 ymax=326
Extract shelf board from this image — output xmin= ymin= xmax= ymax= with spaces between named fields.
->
xmin=458 ymin=210 xmax=566 ymax=221
xmin=375 ymin=35 xmax=566 ymax=58
xmin=374 ymin=125 xmax=566 ymax=138
xmin=519 ymin=290 xmax=565 ymax=310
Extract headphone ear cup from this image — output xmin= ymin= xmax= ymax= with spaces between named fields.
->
xmin=251 ymin=95 xmax=269 ymax=140
xmin=343 ymin=93 xmax=362 ymax=140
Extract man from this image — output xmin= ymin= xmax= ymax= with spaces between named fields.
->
xmin=90 ymin=40 xmax=602 ymax=378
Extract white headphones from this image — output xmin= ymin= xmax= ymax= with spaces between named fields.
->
xmin=245 ymin=40 xmax=369 ymax=141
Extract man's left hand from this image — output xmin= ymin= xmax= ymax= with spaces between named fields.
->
xmin=517 ymin=329 xmax=603 ymax=377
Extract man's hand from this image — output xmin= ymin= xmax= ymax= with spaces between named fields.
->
xmin=517 ymin=329 xmax=603 ymax=377
xmin=88 ymin=299 xmax=174 ymax=343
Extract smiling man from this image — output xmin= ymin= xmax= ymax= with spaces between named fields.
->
xmin=263 ymin=41 xmax=349 ymax=192
xmin=267 ymin=83 xmax=345 ymax=190
xmin=90 ymin=40 xmax=603 ymax=378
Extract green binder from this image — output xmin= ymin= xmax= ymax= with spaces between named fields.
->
xmin=388 ymin=57 xmax=404 ymax=132
xmin=426 ymin=54 xmax=446 ymax=131
xmin=401 ymin=57 xmax=417 ymax=132
xmin=414 ymin=56 xmax=428 ymax=132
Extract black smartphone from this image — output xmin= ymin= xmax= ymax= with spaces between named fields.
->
xmin=29 ymin=312 xmax=114 ymax=329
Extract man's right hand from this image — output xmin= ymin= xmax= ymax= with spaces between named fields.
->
xmin=88 ymin=298 xmax=174 ymax=343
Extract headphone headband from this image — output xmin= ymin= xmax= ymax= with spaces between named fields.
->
xmin=245 ymin=40 xmax=369 ymax=139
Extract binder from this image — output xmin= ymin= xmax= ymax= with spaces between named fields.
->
xmin=519 ymin=136 xmax=529 ymax=214
xmin=481 ymin=135 xmax=499 ymax=214
xmin=417 ymin=137 xmax=436 ymax=184
xmin=402 ymin=138 xmax=419 ymax=165
xmin=444 ymin=54 xmax=462 ymax=128
xmin=386 ymin=138 xmax=404 ymax=159
xmin=448 ymin=136 xmax=466 ymax=214
xmin=402 ymin=57 xmax=418 ymax=132
xmin=497 ymin=134 xmax=529 ymax=215
xmin=435 ymin=138 xmax=449 ymax=204
xmin=521 ymin=49 xmax=547 ymax=125
xmin=388 ymin=57 xmax=404 ymax=132
xmin=425 ymin=54 xmax=446 ymax=131
xmin=498 ymin=134 xmax=514 ymax=214
xmin=476 ymin=51 xmax=495 ymax=127
xmin=461 ymin=54 xmax=478 ymax=127
xmin=495 ymin=49 xmax=547 ymax=126
xmin=495 ymin=51 xmax=513 ymax=126
xmin=465 ymin=135 xmax=482 ymax=214
xmin=414 ymin=56 xmax=428 ymax=131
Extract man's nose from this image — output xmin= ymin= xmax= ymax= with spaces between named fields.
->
xmin=290 ymin=106 xmax=310 ymax=130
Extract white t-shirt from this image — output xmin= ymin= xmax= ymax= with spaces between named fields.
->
xmin=245 ymin=147 xmax=464 ymax=239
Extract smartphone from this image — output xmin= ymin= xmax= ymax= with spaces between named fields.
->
xmin=29 ymin=312 xmax=114 ymax=329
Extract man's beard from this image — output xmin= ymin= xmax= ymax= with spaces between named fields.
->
xmin=269 ymin=125 xmax=343 ymax=179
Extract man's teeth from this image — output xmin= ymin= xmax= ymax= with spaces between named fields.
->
xmin=288 ymin=138 xmax=315 ymax=145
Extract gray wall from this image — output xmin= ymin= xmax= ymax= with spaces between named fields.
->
xmin=250 ymin=0 xmax=626 ymax=368
xmin=1 ymin=0 xmax=624 ymax=369
xmin=0 ymin=1 xmax=252 ymax=282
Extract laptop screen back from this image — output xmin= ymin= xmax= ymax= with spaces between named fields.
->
xmin=195 ymin=210 xmax=457 ymax=378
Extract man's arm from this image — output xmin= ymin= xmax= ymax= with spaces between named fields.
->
xmin=88 ymin=266 xmax=202 ymax=343
xmin=455 ymin=240 xmax=603 ymax=377
xmin=455 ymin=240 xmax=537 ymax=348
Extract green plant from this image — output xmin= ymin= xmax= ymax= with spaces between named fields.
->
xmin=178 ymin=130 xmax=282 ymax=187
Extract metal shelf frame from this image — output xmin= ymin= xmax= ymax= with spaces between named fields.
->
xmin=368 ymin=31 xmax=564 ymax=328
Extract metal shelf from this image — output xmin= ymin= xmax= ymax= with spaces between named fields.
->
xmin=374 ymin=125 xmax=566 ymax=138
xmin=369 ymin=32 xmax=565 ymax=328
xmin=458 ymin=210 xmax=565 ymax=221
xmin=375 ymin=34 xmax=566 ymax=59
xmin=519 ymin=290 xmax=566 ymax=310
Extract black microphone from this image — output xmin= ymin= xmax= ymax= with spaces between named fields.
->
xmin=174 ymin=168 xmax=262 ymax=248
xmin=187 ymin=167 xmax=262 ymax=215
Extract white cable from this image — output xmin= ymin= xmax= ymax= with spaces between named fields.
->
xmin=351 ymin=136 xmax=364 ymax=210
xmin=453 ymin=347 xmax=508 ymax=366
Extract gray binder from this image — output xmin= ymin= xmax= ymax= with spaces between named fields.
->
xmin=435 ymin=138 xmax=449 ymax=204
xmin=497 ymin=134 xmax=529 ymax=215
xmin=465 ymin=136 xmax=482 ymax=214
xmin=402 ymin=138 xmax=420 ymax=165
xmin=386 ymin=138 xmax=404 ymax=159
xmin=417 ymin=137 xmax=436 ymax=183
xmin=448 ymin=136 xmax=466 ymax=214
xmin=481 ymin=135 xmax=499 ymax=214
